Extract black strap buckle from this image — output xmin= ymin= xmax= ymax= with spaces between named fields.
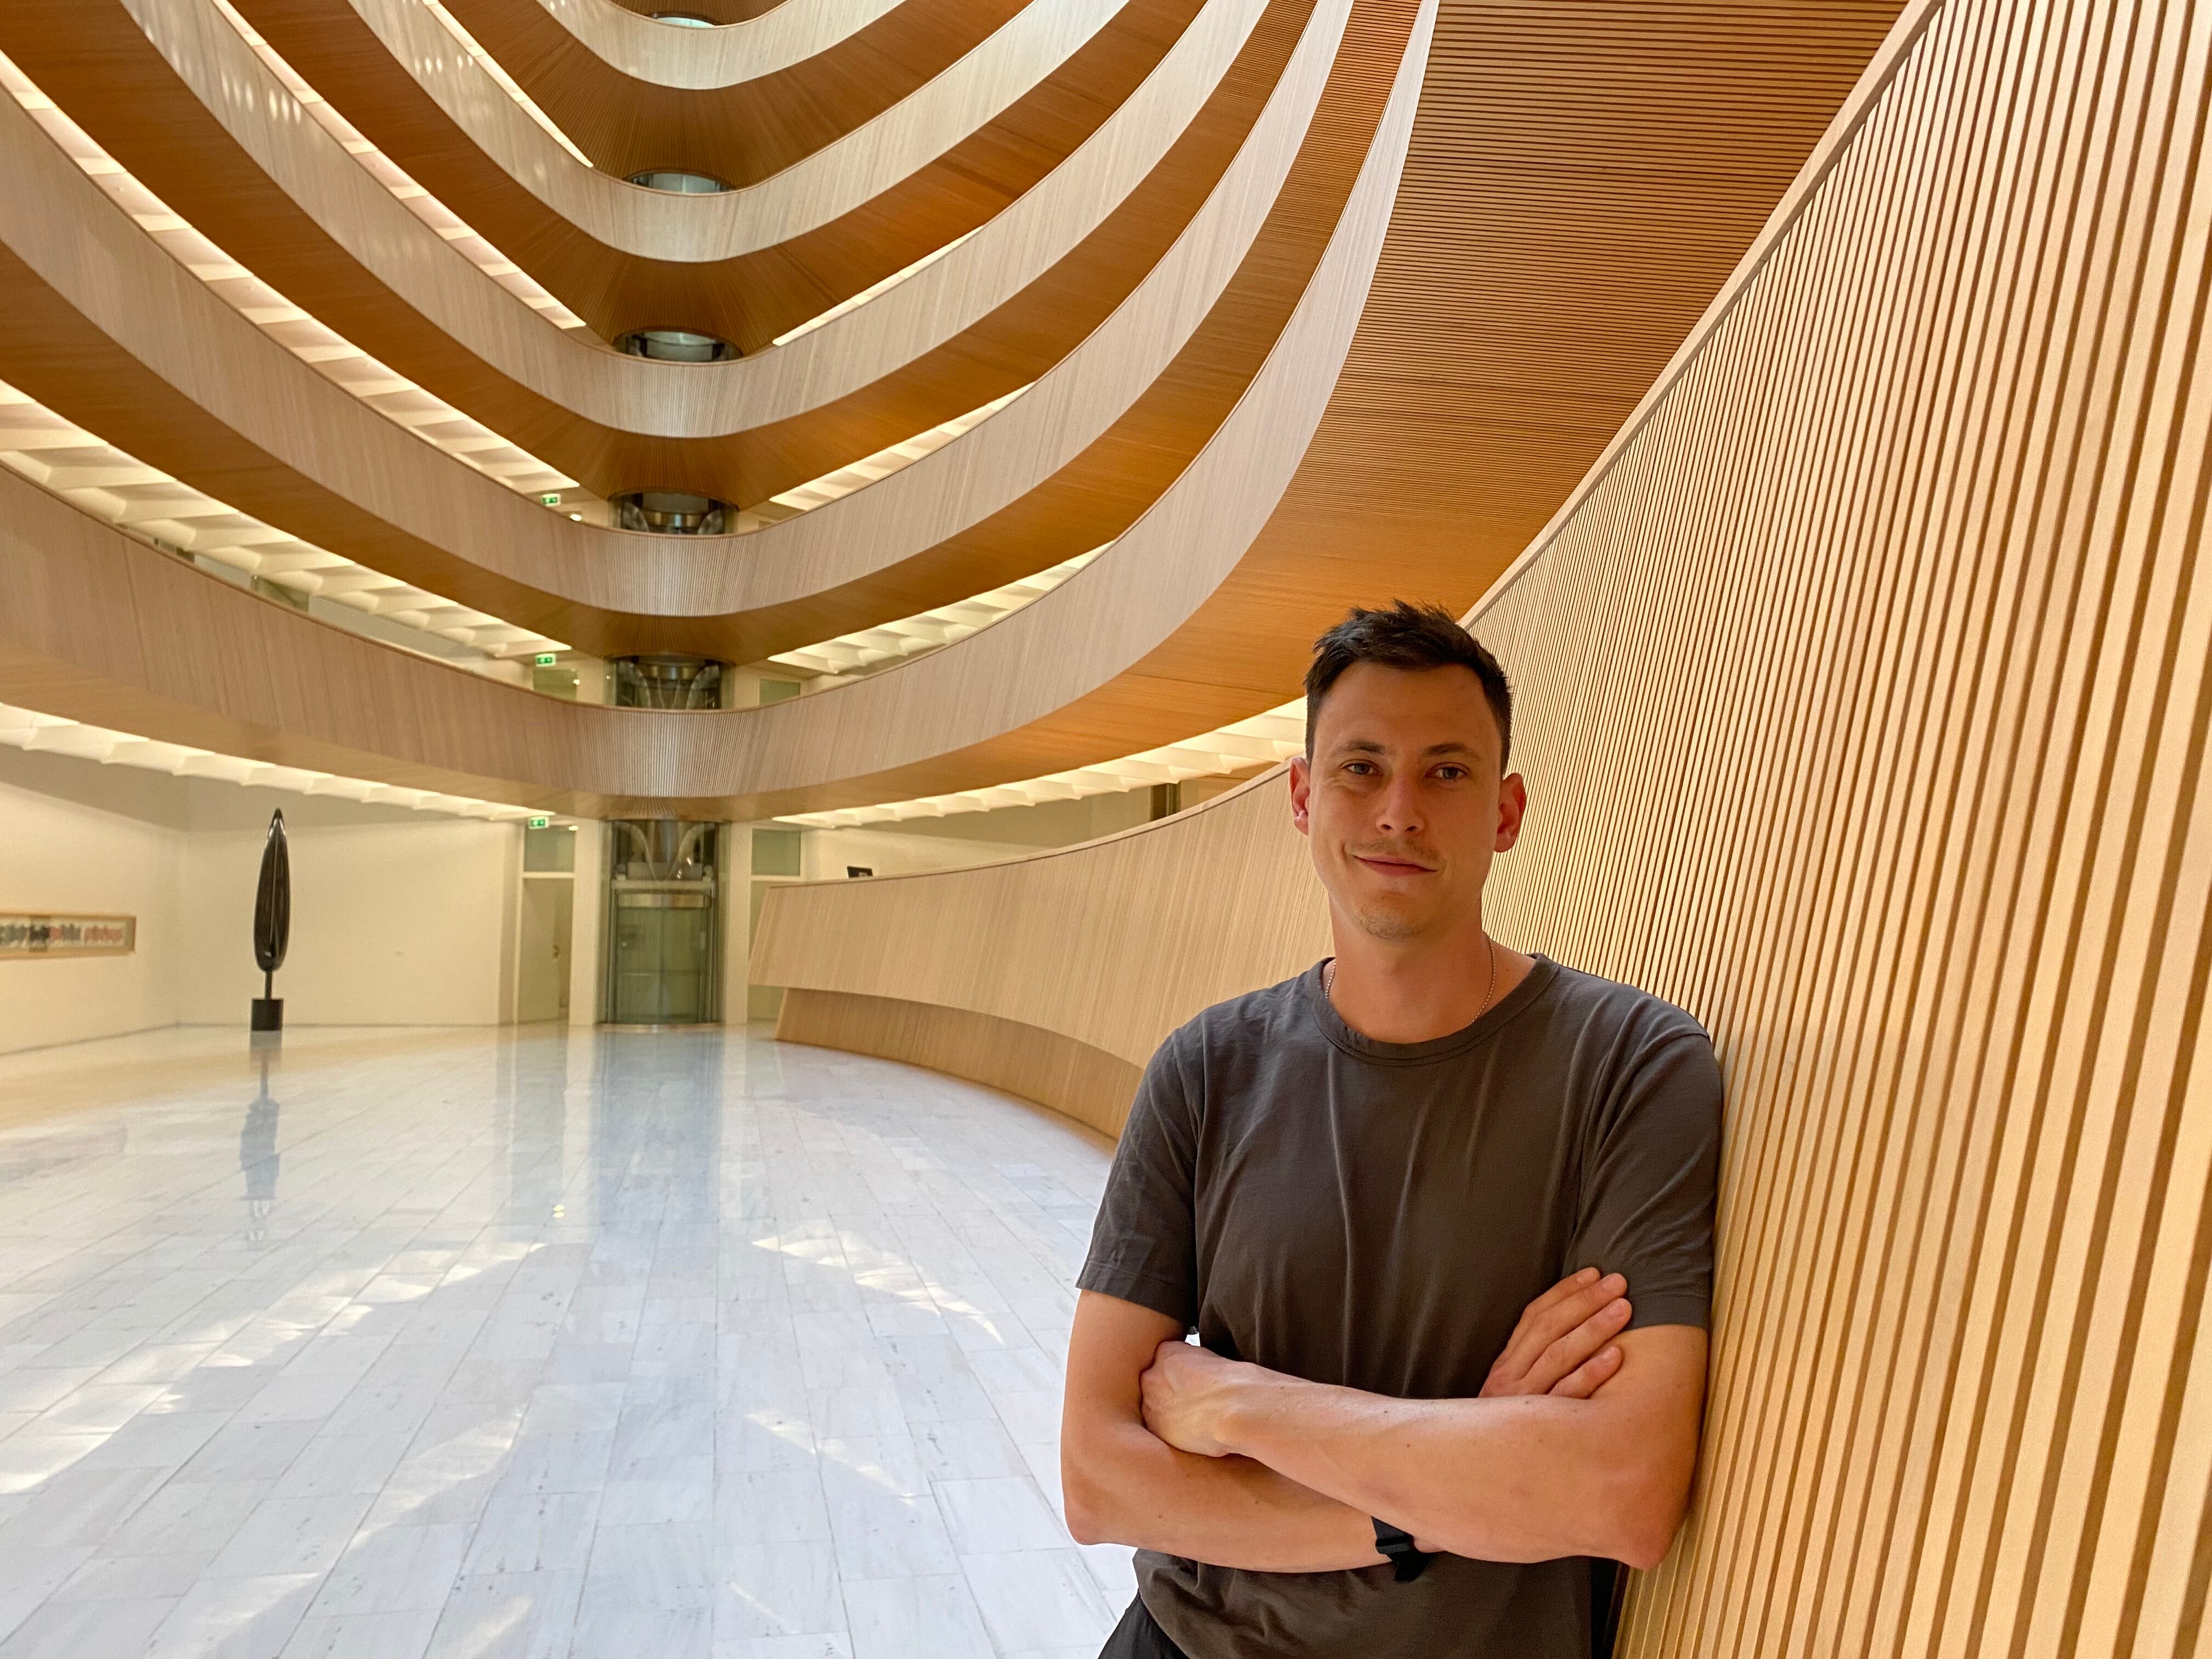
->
xmin=1372 ymin=1517 xmax=1430 ymax=1582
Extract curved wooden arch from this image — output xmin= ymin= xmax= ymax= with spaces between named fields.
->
xmin=599 ymin=0 xmax=776 ymax=22
xmin=0 ymin=0 xmax=1296 ymax=506
xmin=229 ymin=0 xmax=1201 ymax=348
xmin=438 ymin=0 xmax=1026 ymax=182
xmin=531 ymin=0 xmax=910 ymax=89
xmin=0 ymin=0 xmax=1381 ymax=662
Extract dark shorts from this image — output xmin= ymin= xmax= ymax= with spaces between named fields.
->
xmin=1099 ymin=1595 xmax=1190 ymax=1658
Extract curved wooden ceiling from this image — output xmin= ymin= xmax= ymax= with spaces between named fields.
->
xmin=0 ymin=0 xmax=1299 ymax=505
xmin=0 ymin=0 xmax=1905 ymax=821
xmin=222 ymin=0 xmax=1205 ymax=347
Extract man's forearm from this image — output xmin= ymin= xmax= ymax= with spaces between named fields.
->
xmin=1065 ymin=1419 xmax=1391 ymax=1572
xmin=1212 ymin=1368 xmax=1691 ymax=1568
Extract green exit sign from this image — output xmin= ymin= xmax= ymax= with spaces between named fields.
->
xmin=534 ymin=652 xmax=558 ymax=667
xmin=539 ymin=493 xmax=561 ymax=507
xmin=529 ymin=816 xmax=550 ymax=830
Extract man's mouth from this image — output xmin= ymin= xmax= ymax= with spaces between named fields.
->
xmin=1353 ymin=854 xmax=1436 ymax=876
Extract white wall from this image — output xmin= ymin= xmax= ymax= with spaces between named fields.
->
xmin=797 ymin=788 xmax=1167 ymax=882
xmin=0 ymin=774 xmax=184 ymax=1054
xmin=0 ymin=747 xmax=526 ymax=1052
xmin=801 ymin=827 xmax=1045 ymax=881
xmin=0 ymin=745 xmax=1262 ymax=1054
xmin=722 ymin=824 xmax=753 ymax=1024
xmin=568 ymin=819 xmax=605 ymax=1027
xmin=177 ymin=819 xmax=519 ymax=1028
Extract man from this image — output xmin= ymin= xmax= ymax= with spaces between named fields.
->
xmin=1060 ymin=601 xmax=1723 ymax=1658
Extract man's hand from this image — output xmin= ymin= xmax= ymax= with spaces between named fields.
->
xmin=1139 ymin=1338 xmax=1254 ymax=1457
xmin=1481 ymin=1267 xmax=1634 ymax=1400
xmin=1137 ymin=1267 xmax=1633 ymax=1462
xmin=1097 ymin=1274 xmax=1701 ymax=1568
xmin=1060 ymin=1292 xmax=1391 ymax=1572
xmin=1137 ymin=1267 xmax=1634 ymax=1455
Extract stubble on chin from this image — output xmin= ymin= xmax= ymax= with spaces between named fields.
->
xmin=1347 ymin=904 xmax=1420 ymax=943
xmin=1342 ymin=888 xmax=1437 ymax=943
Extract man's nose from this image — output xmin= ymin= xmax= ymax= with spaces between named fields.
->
xmin=1375 ymin=778 xmax=1424 ymax=833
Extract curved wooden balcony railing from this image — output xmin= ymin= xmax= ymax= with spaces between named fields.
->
xmin=524 ymin=0 xmax=910 ymax=88
xmin=437 ymin=0 xmax=1028 ymax=181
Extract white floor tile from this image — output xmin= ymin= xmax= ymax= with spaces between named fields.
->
xmin=306 ymin=1524 xmax=466 ymax=1617
xmin=934 ymin=1475 xmax=1070 ymax=1555
xmin=841 ymin=1572 xmax=995 ymax=1659
xmin=961 ymin=1550 xmax=1118 ymax=1653
xmin=421 ymin=1570 xmax=580 ymax=1659
xmin=142 ymin=1575 xmax=312 ymax=1659
xmin=0 ymin=1028 xmax=1116 ymax=1659
xmin=278 ymin=1606 xmax=439 ymax=1659
xmin=0 ymin=1595 xmax=176 ymax=1659
xmin=713 ymin=1635 xmax=853 ymax=1659
xmin=207 ymin=1494 xmax=375 ymax=1579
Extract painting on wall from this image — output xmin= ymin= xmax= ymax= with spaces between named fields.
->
xmin=0 ymin=914 xmax=136 ymax=957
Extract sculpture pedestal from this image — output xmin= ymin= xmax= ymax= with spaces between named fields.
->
xmin=250 ymin=997 xmax=284 ymax=1032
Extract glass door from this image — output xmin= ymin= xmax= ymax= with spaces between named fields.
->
xmin=603 ymin=819 xmax=723 ymax=1025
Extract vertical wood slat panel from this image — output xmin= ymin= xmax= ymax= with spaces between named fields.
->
xmin=751 ymin=2 xmax=2210 ymax=1650
xmin=1465 ymin=2 xmax=2212 ymax=1652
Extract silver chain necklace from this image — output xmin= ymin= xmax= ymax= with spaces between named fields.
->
xmin=1325 ymin=933 xmax=1498 ymax=1022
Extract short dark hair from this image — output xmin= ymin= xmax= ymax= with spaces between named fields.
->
xmin=1303 ymin=601 xmax=1513 ymax=769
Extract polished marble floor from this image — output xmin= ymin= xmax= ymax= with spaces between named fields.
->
xmin=0 ymin=1023 xmax=1131 ymax=1658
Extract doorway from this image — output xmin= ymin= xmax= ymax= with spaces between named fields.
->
xmin=517 ymin=823 xmax=576 ymax=1024
xmin=517 ymin=879 xmax=573 ymax=1022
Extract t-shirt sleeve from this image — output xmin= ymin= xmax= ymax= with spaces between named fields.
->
xmin=1075 ymin=1027 xmax=1200 ymax=1329
xmin=1565 ymin=1026 xmax=1724 ymax=1331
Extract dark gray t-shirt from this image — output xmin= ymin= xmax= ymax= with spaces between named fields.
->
xmin=1075 ymin=952 xmax=1723 ymax=1659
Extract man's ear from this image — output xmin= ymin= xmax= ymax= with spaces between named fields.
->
xmin=1496 ymin=771 xmax=1528 ymax=853
xmin=1288 ymin=754 xmax=1312 ymax=836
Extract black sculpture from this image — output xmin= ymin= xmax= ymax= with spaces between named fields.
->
xmin=250 ymin=809 xmax=290 ymax=1031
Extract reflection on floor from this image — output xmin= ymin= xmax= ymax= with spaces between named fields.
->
xmin=0 ymin=1024 xmax=1131 ymax=1658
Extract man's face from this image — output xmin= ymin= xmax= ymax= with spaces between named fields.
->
xmin=1288 ymin=661 xmax=1526 ymax=944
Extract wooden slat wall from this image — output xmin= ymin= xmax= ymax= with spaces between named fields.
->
xmin=753 ymin=0 xmax=2212 ymax=1649
xmin=754 ymin=767 xmax=1328 ymax=1074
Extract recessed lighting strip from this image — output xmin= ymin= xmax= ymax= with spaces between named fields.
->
xmin=1 ymin=49 xmax=587 ymax=508
xmin=3 ymin=48 xmax=1035 ymax=538
xmin=770 ymin=230 xmax=978 ymax=347
xmin=739 ymin=383 xmax=1029 ymax=528
xmin=208 ymin=0 xmax=588 ymax=330
xmin=207 ymin=0 xmax=978 ymax=353
xmin=774 ymin=701 xmax=1308 ymax=828
xmin=0 ymin=700 xmax=541 ymax=821
xmin=0 ymin=368 xmax=1107 ymax=709
xmin=0 ymin=376 xmax=570 ymax=669
xmin=415 ymin=0 xmax=595 ymax=166
xmin=763 ymin=543 xmax=1099 ymax=684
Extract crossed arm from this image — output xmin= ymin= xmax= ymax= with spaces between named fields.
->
xmin=1059 ymin=1269 xmax=1707 ymax=1573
